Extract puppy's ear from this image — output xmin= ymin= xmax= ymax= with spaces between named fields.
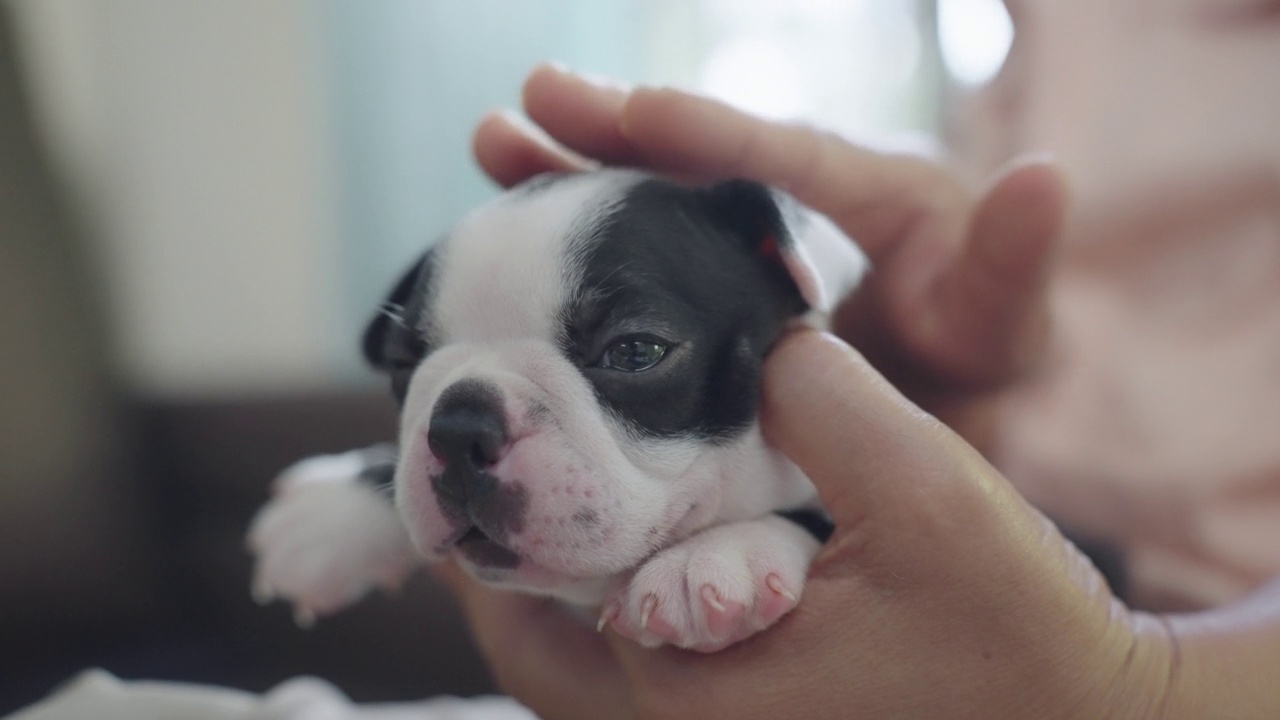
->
xmin=705 ymin=180 xmax=867 ymax=313
xmin=362 ymin=251 xmax=431 ymax=370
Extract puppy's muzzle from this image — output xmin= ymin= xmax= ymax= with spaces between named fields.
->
xmin=427 ymin=379 xmax=526 ymax=568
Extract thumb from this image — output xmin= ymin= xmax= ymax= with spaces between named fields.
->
xmin=761 ymin=331 xmax=987 ymax=528
xmin=926 ymin=157 xmax=1067 ymax=385
xmin=436 ymin=563 xmax=634 ymax=720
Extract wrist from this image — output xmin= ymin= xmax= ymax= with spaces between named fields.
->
xmin=1158 ymin=579 xmax=1280 ymax=720
xmin=1041 ymin=607 xmax=1177 ymax=720
xmin=1090 ymin=611 xmax=1179 ymax=720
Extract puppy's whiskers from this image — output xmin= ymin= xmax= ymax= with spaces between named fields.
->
xmin=377 ymin=303 xmax=411 ymax=329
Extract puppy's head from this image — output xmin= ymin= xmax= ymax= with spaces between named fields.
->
xmin=364 ymin=170 xmax=865 ymax=601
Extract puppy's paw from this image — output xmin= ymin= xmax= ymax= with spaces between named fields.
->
xmin=602 ymin=515 xmax=819 ymax=652
xmin=246 ymin=451 xmax=419 ymax=625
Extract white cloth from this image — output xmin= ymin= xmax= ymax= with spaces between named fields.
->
xmin=5 ymin=670 xmax=537 ymax=720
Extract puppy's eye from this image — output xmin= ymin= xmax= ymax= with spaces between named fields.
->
xmin=599 ymin=338 xmax=668 ymax=372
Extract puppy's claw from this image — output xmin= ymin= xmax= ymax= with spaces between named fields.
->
xmin=597 ymin=604 xmax=618 ymax=633
xmin=252 ymin=581 xmax=275 ymax=606
xmin=700 ymin=585 xmax=726 ymax=613
xmin=293 ymin=607 xmax=317 ymax=630
xmin=766 ymin=574 xmax=797 ymax=602
xmin=639 ymin=595 xmax=657 ymax=630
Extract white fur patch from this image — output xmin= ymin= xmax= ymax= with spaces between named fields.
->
xmin=427 ymin=172 xmax=641 ymax=346
xmin=604 ymin=514 xmax=821 ymax=651
xmin=248 ymin=452 xmax=420 ymax=621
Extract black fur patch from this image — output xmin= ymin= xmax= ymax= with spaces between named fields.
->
xmin=776 ymin=507 xmax=834 ymax=543
xmin=562 ymin=178 xmax=807 ymax=441
xmin=362 ymin=246 xmax=438 ymax=404
xmin=428 ymin=380 xmax=529 ymax=543
xmin=353 ymin=443 xmax=399 ymax=492
xmin=456 ymin=535 xmax=522 ymax=569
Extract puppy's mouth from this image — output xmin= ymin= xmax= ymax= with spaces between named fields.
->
xmin=451 ymin=525 xmax=522 ymax=570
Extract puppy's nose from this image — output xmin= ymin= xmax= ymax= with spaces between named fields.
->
xmin=428 ymin=379 xmax=508 ymax=469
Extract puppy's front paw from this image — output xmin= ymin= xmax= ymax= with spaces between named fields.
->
xmin=246 ymin=452 xmax=419 ymax=625
xmin=603 ymin=515 xmax=819 ymax=652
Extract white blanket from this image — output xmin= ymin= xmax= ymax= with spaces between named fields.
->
xmin=5 ymin=670 xmax=536 ymax=720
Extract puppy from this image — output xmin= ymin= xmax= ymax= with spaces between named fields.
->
xmin=248 ymin=169 xmax=867 ymax=651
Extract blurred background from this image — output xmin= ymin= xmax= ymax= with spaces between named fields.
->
xmin=0 ymin=0 xmax=1012 ymax=712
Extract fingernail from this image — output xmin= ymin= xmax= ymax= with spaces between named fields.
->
xmin=579 ymin=73 xmax=633 ymax=94
xmin=540 ymin=61 xmax=632 ymax=93
xmin=493 ymin=107 xmax=537 ymax=132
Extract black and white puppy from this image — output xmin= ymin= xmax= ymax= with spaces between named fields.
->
xmin=248 ymin=169 xmax=867 ymax=651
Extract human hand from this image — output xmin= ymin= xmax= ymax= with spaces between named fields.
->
xmin=470 ymin=64 xmax=1069 ymax=450
xmin=445 ymin=67 xmax=1280 ymax=720
xmin=441 ymin=331 xmax=1176 ymax=719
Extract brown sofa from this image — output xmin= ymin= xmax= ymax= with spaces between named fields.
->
xmin=1 ymin=390 xmax=497 ymax=713
xmin=1 ymin=390 xmax=497 ymax=714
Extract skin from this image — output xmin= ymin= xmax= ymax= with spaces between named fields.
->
xmin=472 ymin=67 xmax=1062 ymax=453
xmin=435 ymin=65 xmax=1280 ymax=719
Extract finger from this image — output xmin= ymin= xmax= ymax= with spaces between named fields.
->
xmin=443 ymin=564 xmax=634 ymax=720
xmin=603 ymin=617 xmax=820 ymax=716
xmin=617 ymin=87 xmax=971 ymax=263
xmin=522 ymin=63 xmax=644 ymax=165
xmin=520 ymin=67 xmax=973 ymax=266
xmin=760 ymin=330 xmax=983 ymax=528
xmin=923 ymin=158 xmax=1067 ymax=383
xmin=472 ymin=110 xmax=595 ymax=188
